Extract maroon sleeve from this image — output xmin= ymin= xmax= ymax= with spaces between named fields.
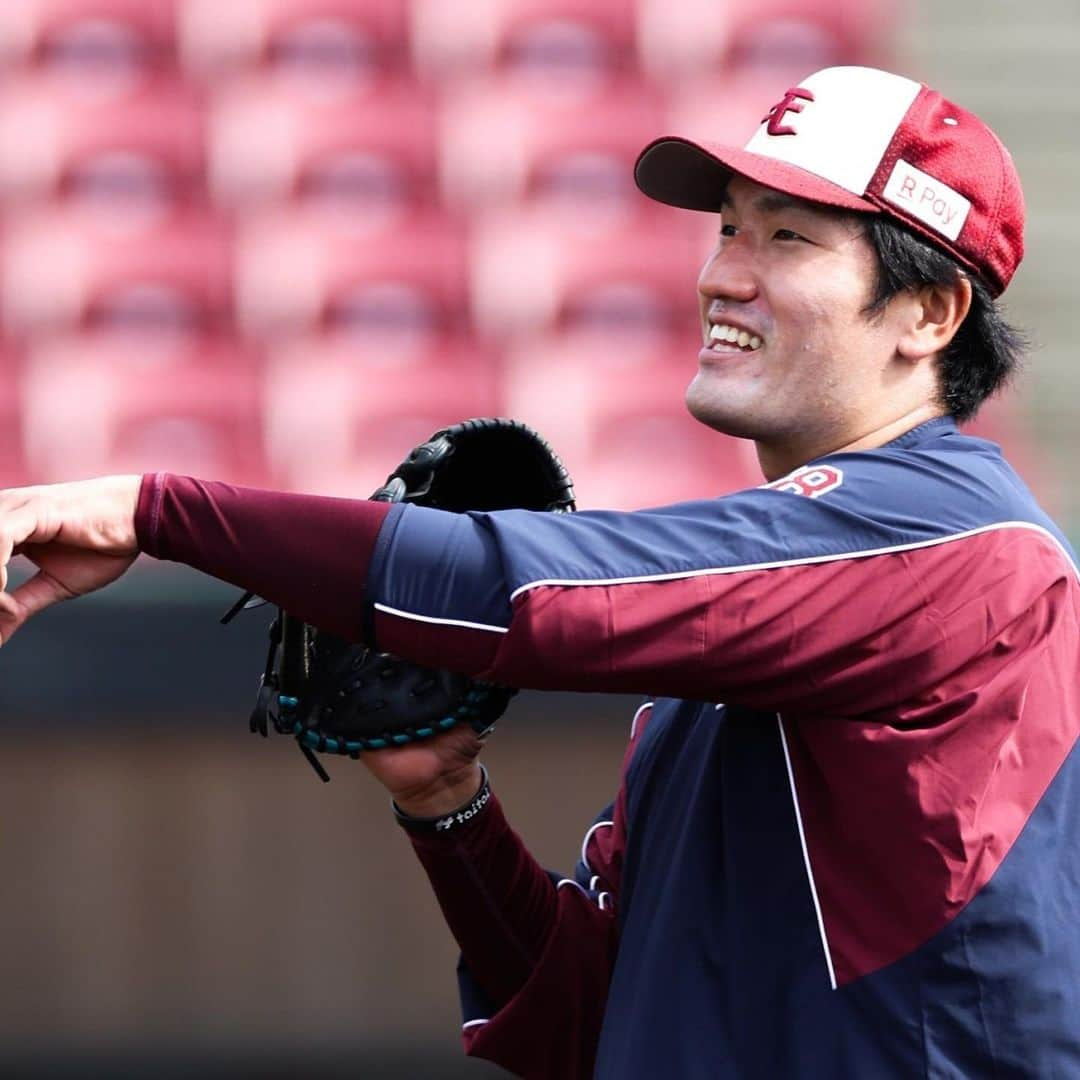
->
xmin=408 ymin=793 xmax=618 ymax=1080
xmin=404 ymin=707 xmax=647 ymax=1078
xmin=134 ymin=472 xmax=393 ymax=640
xmin=460 ymin=889 xmax=616 ymax=1080
xmin=408 ymin=793 xmax=560 ymax=1007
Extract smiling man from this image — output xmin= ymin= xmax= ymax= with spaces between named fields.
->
xmin=2 ymin=67 xmax=1079 ymax=1079
xmin=690 ymin=177 xmax=964 ymax=478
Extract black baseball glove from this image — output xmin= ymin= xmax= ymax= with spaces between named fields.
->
xmin=224 ymin=418 xmax=575 ymax=781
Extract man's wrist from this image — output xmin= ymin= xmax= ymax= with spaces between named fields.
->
xmin=393 ymin=765 xmax=491 ymax=835
xmin=391 ymin=761 xmax=484 ymax=818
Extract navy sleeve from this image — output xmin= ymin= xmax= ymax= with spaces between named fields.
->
xmin=367 ymin=448 xmax=1078 ymax=713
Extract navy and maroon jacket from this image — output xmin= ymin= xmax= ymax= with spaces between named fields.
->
xmin=137 ymin=416 xmax=1080 ymax=1078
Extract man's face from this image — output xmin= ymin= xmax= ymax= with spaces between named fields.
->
xmin=690 ymin=175 xmax=906 ymax=466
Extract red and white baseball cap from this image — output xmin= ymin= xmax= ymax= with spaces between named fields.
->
xmin=634 ymin=66 xmax=1024 ymax=296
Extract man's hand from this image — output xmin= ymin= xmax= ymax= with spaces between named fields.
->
xmin=0 ymin=476 xmax=142 ymax=645
xmin=361 ymin=725 xmax=486 ymax=818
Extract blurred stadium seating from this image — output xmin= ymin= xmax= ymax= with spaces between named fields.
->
xmin=20 ymin=333 xmax=266 ymax=483
xmin=262 ymin=334 xmax=499 ymax=494
xmin=412 ymin=0 xmax=638 ymax=88
xmin=504 ymin=330 xmax=760 ymax=506
xmin=0 ymin=70 xmax=205 ymax=209
xmin=0 ymin=343 xmax=28 ymax=487
xmin=207 ymin=74 xmax=436 ymax=213
xmin=2 ymin=202 xmax=232 ymax=340
xmin=179 ymin=0 xmax=411 ymax=90
xmin=637 ymin=0 xmax=895 ymax=85
xmin=438 ymin=74 xmax=664 ymax=212
xmin=0 ymin=0 xmax=1052 ymax=516
xmin=470 ymin=205 xmax=701 ymax=340
xmin=0 ymin=0 xmax=178 ymax=86
xmin=234 ymin=203 xmax=466 ymax=340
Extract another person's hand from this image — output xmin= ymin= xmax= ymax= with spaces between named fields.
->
xmin=0 ymin=476 xmax=142 ymax=644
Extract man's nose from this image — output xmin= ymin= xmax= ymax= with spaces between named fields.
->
xmin=697 ymin=240 xmax=758 ymax=304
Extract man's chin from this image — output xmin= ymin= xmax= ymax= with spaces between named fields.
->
xmin=685 ymin=385 xmax=763 ymax=441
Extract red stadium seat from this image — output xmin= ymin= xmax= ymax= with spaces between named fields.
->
xmin=179 ymin=0 xmax=410 ymax=92
xmin=0 ymin=0 xmax=177 ymax=89
xmin=413 ymin=0 xmax=638 ymax=89
xmin=438 ymin=77 xmax=663 ymax=212
xmin=261 ymin=335 xmax=499 ymax=495
xmin=546 ymin=224 xmax=702 ymax=338
xmin=207 ymin=76 xmax=436 ymax=216
xmin=0 ymin=73 xmax=205 ymax=212
xmin=637 ymin=0 xmax=899 ymax=86
xmin=664 ymin=71 xmax=796 ymax=152
xmin=0 ymin=350 xmax=31 ymax=488
xmin=965 ymin=398 xmax=1061 ymax=516
xmin=20 ymin=334 xmax=267 ymax=485
xmin=2 ymin=205 xmax=232 ymax=343
xmin=502 ymin=331 xmax=761 ymax=508
xmin=234 ymin=206 xmax=467 ymax=343
xmin=470 ymin=204 xmax=706 ymax=341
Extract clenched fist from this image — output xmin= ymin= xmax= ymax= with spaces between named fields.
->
xmin=0 ymin=475 xmax=142 ymax=645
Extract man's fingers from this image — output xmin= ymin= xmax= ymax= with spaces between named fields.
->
xmin=0 ymin=502 xmax=49 ymax=549
xmin=0 ymin=569 xmax=75 ymax=646
xmin=0 ymin=504 xmax=44 ymax=596
xmin=0 ymin=590 xmax=16 ymax=643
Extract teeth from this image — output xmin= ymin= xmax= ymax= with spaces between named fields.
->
xmin=707 ymin=323 xmax=763 ymax=351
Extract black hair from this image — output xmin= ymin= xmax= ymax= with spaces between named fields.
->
xmin=861 ymin=216 xmax=1026 ymax=423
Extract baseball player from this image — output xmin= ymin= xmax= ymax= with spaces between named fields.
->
xmin=1 ymin=66 xmax=1078 ymax=1079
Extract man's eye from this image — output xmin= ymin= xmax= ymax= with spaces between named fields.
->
xmin=719 ymin=223 xmax=737 ymax=237
xmin=773 ymin=228 xmax=805 ymax=241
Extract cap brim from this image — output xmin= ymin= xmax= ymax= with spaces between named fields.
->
xmin=634 ymin=136 xmax=880 ymax=215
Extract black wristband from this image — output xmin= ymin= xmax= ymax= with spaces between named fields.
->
xmin=392 ymin=766 xmax=492 ymax=835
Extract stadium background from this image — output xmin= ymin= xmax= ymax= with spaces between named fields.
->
xmin=0 ymin=1 xmax=1074 ymax=1076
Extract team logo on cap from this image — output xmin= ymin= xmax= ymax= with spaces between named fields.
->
xmin=763 ymin=87 xmax=815 ymax=136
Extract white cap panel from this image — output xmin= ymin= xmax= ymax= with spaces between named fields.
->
xmin=742 ymin=66 xmax=921 ymax=195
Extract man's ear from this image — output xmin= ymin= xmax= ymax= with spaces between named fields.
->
xmin=896 ymin=276 xmax=973 ymax=362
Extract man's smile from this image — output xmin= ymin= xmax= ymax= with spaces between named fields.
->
xmin=706 ymin=322 xmax=764 ymax=352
